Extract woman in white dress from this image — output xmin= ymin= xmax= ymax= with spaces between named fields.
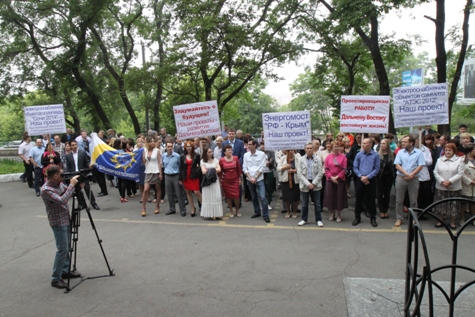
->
xmin=200 ymin=147 xmax=223 ymax=220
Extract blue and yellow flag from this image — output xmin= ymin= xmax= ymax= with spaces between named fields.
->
xmin=90 ymin=133 xmax=143 ymax=182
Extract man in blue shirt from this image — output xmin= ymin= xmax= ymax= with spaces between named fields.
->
xmin=353 ymin=138 xmax=380 ymax=227
xmin=162 ymin=140 xmax=186 ymax=216
xmin=394 ymin=135 xmax=425 ymax=227
xmin=29 ymin=138 xmax=45 ymax=196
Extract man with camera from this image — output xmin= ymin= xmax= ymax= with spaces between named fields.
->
xmin=41 ymin=165 xmax=82 ymax=289
xmin=65 ymin=140 xmax=100 ymax=210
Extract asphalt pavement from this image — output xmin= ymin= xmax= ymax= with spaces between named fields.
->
xmin=1 ymin=180 xmax=475 ymax=317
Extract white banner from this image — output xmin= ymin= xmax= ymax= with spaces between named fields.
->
xmin=173 ymin=101 xmax=221 ymax=139
xmin=262 ymin=111 xmax=311 ymax=150
xmin=393 ymin=83 xmax=449 ymax=128
xmin=340 ymin=96 xmax=390 ymax=133
xmin=23 ymin=104 xmax=66 ymax=136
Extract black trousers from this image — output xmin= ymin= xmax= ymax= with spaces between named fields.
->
xmin=24 ymin=161 xmax=34 ymax=187
xmin=77 ymin=180 xmax=96 ymax=206
xmin=377 ymin=174 xmax=393 ymax=214
xmin=417 ymin=180 xmax=433 ymax=210
xmin=354 ymin=177 xmax=377 ymax=219
xmin=33 ymin=167 xmax=44 ymax=193
xmin=92 ymin=167 xmax=108 ymax=194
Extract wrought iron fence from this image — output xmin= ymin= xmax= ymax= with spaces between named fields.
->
xmin=404 ymin=197 xmax=475 ymax=317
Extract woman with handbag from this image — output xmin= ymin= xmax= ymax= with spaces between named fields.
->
xmin=180 ymin=140 xmax=202 ymax=217
xmin=200 ymin=148 xmax=223 ymax=220
xmin=324 ymin=141 xmax=348 ymax=222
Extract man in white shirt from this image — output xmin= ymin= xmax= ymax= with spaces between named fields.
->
xmin=243 ymin=139 xmax=269 ymax=223
xmin=18 ymin=135 xmax=34 ymax=187
xmin=75 ymin=129 xmax=92 ymax=157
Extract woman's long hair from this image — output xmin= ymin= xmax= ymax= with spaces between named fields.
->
xmin=378 ymin=139 xmax=394 ymax=160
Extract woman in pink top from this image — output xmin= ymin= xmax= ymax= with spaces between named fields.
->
xmin=324 ymin=141 xmax=348 ymax=222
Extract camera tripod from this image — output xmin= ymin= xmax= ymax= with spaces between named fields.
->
xmin=65 ymin=186 xmax=115 ymax=293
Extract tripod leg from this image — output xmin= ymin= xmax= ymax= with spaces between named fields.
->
xmin=66 ymin=196 xmax=81 ymax=291
xmin=83 ymin=208 xmax=115 ymax=276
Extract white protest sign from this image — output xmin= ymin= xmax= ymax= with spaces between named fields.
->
xmin=262 ymin=111 xmax=311 ymax=150
xmin=393 ymin=83 xmax=449 ymax=128
xmin=173 ymin=100 xmax=221 ymax=139
xmin=340 ymin=96 xmax=390 ymax=133
xmin=24 ymin=104 xmax=66 ymax=136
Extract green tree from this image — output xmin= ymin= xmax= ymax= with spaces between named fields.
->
xmin=425 ymin=0 xmax=473 ymax=134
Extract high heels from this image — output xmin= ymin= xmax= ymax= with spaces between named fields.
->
xmin=141 ymin=209 xmax=146 ymax=217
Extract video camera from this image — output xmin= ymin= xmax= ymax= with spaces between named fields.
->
xmin=61 ymin=168 xmax=93 ymax=183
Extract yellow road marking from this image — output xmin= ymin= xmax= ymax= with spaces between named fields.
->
xmin=36 ymin=215 xmax=475 ymax=234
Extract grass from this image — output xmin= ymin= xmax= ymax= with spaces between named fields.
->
xmin=0 ymin=159 xmax=24 ymax=175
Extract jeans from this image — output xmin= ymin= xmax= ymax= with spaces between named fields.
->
xmin=247 ymin=179 xmax=269 ymax=217
xmin=301 ymin=189 xmax=322 ymax=222
xmin=51 ymin=225 xmax=70 ymax=281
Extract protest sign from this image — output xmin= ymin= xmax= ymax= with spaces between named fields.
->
xmin=262 ymin=111 xmax=311 ymax=150
xmin=173 ymin=101 xmax=221 ymax=139
xmin=393 ymin=83 xmax=449 ymax=128
xmin=340 ymin=96 xmax=390 ymax=134
xmin=23 ymin=104 xmax=66 ymax=136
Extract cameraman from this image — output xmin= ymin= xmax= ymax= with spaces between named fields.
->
xmin=41 ymin=165 xmax=82 ymax=289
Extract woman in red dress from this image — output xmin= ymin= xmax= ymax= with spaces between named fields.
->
xmin=219 ymin=144 xmax=242 ymax=218
xmin=180 ymin=140 xmax=202 ymax=217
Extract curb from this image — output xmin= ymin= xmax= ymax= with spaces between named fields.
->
xmin=0 ymin=173 xmax=23 ymax=183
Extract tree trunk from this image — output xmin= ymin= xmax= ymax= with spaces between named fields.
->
xmin=153 ymin=81 xmax=162 ymax=131
xmin=354 ymin=17 xmax=395 ymax=134
xmin=71 ymin=29 xmax=111 ymax=129
xmin=64 ymin=89 xmax=81 ymax=133
xmin=434 ymin=0 xmax=450 ymax=134
xmin=90 ymin=27 xmax=141 ymax=135
xmin=447 ymin=0 xmax=472 ymax=135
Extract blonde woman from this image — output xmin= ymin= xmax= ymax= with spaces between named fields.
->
xmin=377 ymin=139 xmax=395 ymax=219
xmin=141 ymin=136 xmax=162 ymax=217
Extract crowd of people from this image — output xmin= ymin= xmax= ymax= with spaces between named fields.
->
xmin=27 ymin=124 xmax=474 ymax=290
xmin=18 ymin=124 xmax=475 ymax=228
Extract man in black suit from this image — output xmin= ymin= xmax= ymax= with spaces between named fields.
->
xmin=61 ymin=128 xmax=77 ymax=144
xmin=65 ymin=140 xmax=100 ymax=210
xmin=221 ymin=129 xmax=245 ymax=165
xmin=435 ymin=135 xmax=450 ymax=158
